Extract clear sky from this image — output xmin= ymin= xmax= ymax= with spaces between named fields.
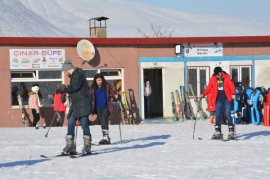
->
xmin=131 ymin=0 xmax=270 ymax=22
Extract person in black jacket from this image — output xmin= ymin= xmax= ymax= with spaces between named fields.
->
xmin=61 ymin=60 xmax=93 ymax=155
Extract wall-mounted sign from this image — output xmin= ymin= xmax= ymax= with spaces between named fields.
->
xmin=183 ymin=43 xmax=223 ymax=57
xmin=10 ymin=49 xmax=65 ymax=69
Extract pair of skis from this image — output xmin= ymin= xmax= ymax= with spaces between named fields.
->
xmin=120 ymin=89 xmax=138 ymax=125
xmin=40 ymin=152 xmax=98 ymax=159
xmin=171 ymin=86 xmax=195 ymax=121
xmin=17 ymin=95 xmax=28 ymax=127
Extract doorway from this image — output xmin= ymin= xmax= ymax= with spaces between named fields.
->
xmin=143 ymin=69 xmax=163 ymax=118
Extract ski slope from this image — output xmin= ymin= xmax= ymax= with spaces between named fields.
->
xmin=1 ymin=121 xmax=270 ymax=179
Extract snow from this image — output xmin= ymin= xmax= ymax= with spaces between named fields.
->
xmin=0 ymin=0 xmax=70 ymax=37
xmin=1 ymin=121 xmax=270 ymax=179
xmin=1 ymin=0 xmax=269 ymax=37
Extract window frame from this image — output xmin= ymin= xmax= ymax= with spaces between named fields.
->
xmin=10 ymin=69 xmax=64 ymax=108
xmin=230 ymin=65 xmax=252 ymax=87
xmin=187 ymin=66 xmax=210 ymax=97
xmin=84 ymin=68 xmax=124 ymax=90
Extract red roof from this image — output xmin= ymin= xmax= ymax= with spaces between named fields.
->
xmin=0 ymin=36 xmax=270 ymax=45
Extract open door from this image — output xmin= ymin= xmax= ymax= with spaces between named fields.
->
xmin=143 ymin=69 xmax=163 ymax=118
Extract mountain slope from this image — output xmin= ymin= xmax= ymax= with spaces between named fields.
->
xmin=0 ymin=0 xmax=70 ymax=37
xmin=20 ymin=0 xmax=270 ymax=37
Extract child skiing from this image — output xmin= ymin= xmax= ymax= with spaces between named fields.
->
xmin=53 ymin=84 xmax=66 ymax=127
xmin=201 ymin=67 xmax=236 ymax=140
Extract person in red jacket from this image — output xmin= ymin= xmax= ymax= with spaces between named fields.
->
xmin=53 ymin=84 xmax=66 ymax=127
xmin=201 ymin=67 xmax=236 ymax=140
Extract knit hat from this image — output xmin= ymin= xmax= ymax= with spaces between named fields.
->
xmin=214 ymin=66 xmax=223 ymax=75
xmin=31 ymin=86 xmax=39 ymax=93
xmin=62 ymin=60 xmax=74 ymax=72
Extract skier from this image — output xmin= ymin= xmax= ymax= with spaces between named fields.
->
xmin=89 ymin=73 xmax=116 ymax=145
xmin=53 ymin=84 xmax=66 ymax=127
xmin=201 ymin=67 xmax=236 ymax=140
xmin=28 ymin=85 xmax=41 ymax=128
xmin=61 ymin=60 xmax=93 ymax=155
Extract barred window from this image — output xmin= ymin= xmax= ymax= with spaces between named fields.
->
xmin=187 ymin=66 xmax=210 ymax=97
xmin=230 ymin=65 xmax=252 ymax=88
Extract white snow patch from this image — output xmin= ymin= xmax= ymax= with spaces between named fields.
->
xmin=1 ymin=121 xmax=270 ymax=179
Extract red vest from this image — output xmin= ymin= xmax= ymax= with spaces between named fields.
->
xmin=54 ymin=93 xmax=66 ymax=112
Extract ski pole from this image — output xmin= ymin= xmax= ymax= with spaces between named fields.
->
xmin=192 ymin=97 xmax=201 ymax=140
xmin=44 ymin=94 xmax=63 ymax=138
xmin=44 ymin=112 xmax=57 ymax=138
xmin=74 ymin=120 xmax=79 ymax=147
xmin=117 ymin=100 xmax=123 ymax=143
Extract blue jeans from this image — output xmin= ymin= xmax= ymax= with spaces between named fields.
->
xmin=215 ymin=99 xmax=233 ymax=127
xmin=67 ymin=112 xmax=90 ymax=136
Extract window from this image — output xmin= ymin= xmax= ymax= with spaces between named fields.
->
xmin=187 ymin=66 xmax=210 ymax=97
xmin=84 ymin=68 xmax=123 ymax=94
xmin=11 ymin=70 xmax=63 ymax=107
xmin=230 ymin=65 xmax=252 ymax=88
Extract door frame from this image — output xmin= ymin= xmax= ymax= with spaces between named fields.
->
xmin=140 ymin=67 xmax=164 ymax=120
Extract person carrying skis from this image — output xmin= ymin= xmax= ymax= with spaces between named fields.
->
xmin=61 ymin=60 xmax=93 ymax=155
xmin=53 ymin=84 xmax=66 ymax=127
xmin=201 ymin=66 xmax=236 ymax=140
xmin=89 ymin=73 xmax=117 ymax=145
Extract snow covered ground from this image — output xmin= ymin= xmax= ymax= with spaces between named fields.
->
xmin=1 ymin=121 xmax=270 ymax=180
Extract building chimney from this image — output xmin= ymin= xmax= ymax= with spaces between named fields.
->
xmin=89 ymin=16 xmax=109 ymax=38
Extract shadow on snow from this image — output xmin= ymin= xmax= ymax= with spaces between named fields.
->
xmin=113 ymin=134 xmax=171 ymax=144
xmin=237 ymin=131 xmax=270 ymax=140
xmin=0 ymin=159 xmax=49 ymax=168
xmin=97 ymin=134 xmax=170 ymax=154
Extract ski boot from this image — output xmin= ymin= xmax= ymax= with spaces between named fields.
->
xmin=62 ymin=135 xmax=76 ymax=155
xmin=227 ymin=125 xmax=235 ymax=140
xmin=82 ymin=135 xmax=92 ymax=155
xmin=99 ymin=130 xmax=111 ymax=145
xmin=211 ymin=125 xmax=223 ymax=140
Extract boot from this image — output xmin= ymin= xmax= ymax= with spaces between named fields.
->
xmin=62 ymin=135 xmax=76 ymax=155
xmin=227 ymin=125 xmax=235 ymax=140
xmin=99 ymin=130 xmax=111 ymax=145
xmin=82 ymin=135 xmax=92 ymax=155
xmin=212 ymin=125 xmax=223 ymax=140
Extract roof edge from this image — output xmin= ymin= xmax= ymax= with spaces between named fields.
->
xmin=0 ymin=36 xmax=270 ymax=45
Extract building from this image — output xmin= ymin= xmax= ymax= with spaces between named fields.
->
xmin=1 ymin=36 xmax=270 ymax=127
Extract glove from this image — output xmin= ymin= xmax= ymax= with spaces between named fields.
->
xmin=89 ymin=114 xmax=97 ymax=122
xmin=36 ymin=109 xmax=40 ymax=114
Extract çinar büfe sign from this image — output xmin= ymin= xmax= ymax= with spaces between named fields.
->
xmin=10 ymin=49 xmax=65 ymax=69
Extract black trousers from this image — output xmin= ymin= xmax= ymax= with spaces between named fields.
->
xmin=97 ymin=108 xmax=109 ymax=131
xmin=32 ymin=109 xmax=40 ymax=127
xmin=56 ymin=112 xmax=65 ymax=126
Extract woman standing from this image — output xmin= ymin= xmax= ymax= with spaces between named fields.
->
xmin=90 ymin=73 xmax=116 ymax=145
xmin=28 ymin=85 xmax=41 ymax=128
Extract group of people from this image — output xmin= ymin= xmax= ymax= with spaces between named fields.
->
xmin=28 ymin=60 xmax=235 ymax=155
xmin=27 ymin=60 xmax=116 ymax=155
